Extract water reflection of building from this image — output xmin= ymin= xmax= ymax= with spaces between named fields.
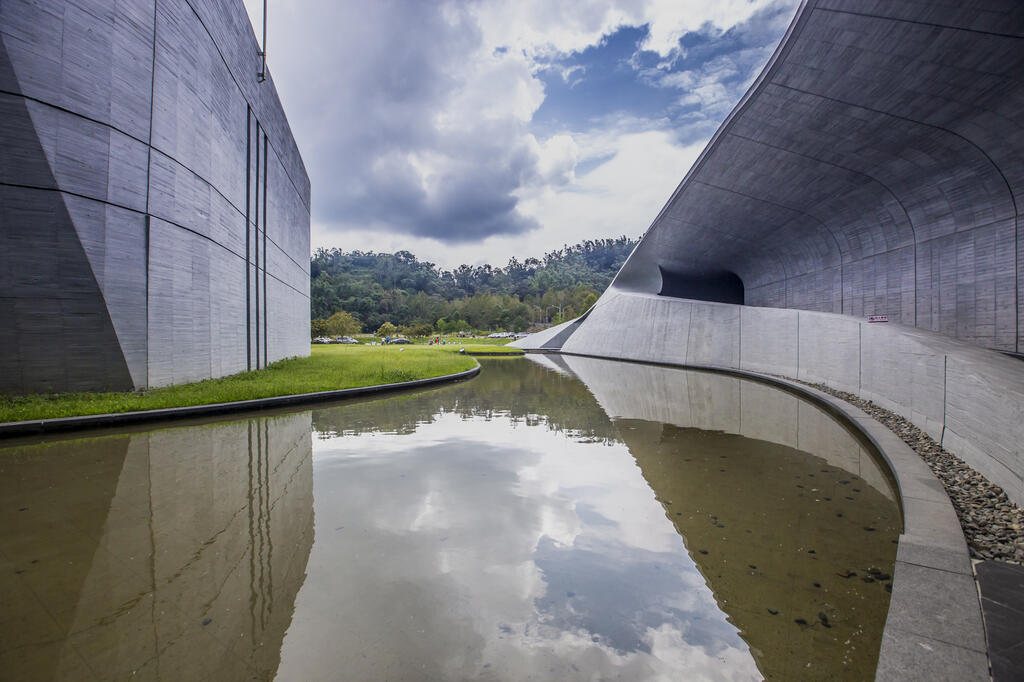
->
xmin=555 ymin=356 xmax=902 ymax=681
xmin=0 ymin=412 xmax=314 ymax=681
xmin=557 ymin=355 xmax=896 ymax=498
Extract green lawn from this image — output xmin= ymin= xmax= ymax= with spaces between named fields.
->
xmin=359 ymin=336 xmax=516 ymax=345
xmin=343 ymin=335 xmax=524 ymax=355
xmin=427 ymin=343 xmax=524 ymax=356
xmin=0 ymin=345 xmax=478 ymax=423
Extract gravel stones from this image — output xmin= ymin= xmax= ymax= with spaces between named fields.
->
xmin=804 ymin=382 xmax=1024 ymax=564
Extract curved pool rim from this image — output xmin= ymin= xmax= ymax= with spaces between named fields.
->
xmin=541 ymin=350 xmax=988 ymax=682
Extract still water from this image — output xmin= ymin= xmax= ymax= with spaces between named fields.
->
xmin=0 ymin=356 xmax=901 ymax=681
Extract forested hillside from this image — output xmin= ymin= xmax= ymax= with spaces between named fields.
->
xmin=310 ymin=237 xmax=637 ymax=335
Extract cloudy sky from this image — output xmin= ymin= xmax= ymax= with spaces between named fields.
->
xmin=243 ymin=0 xmax=799 ymax=269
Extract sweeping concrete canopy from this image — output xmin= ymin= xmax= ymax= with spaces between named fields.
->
xmin=613 ymin=0 xmax=1024 ymax=354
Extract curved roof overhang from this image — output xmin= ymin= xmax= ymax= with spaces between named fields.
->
xmin=613 ymin=0 xmax=1024 ymax=352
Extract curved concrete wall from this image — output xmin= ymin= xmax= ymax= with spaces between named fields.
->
xmin=614 ymin=0 xmax=1024 ymax=354
xmin=536 ymin=290 xmax=1024 ymax=508
xmin=0 ymin=0 xmax=311 ymax=393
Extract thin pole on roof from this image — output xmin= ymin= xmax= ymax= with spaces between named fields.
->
xmin=257 ymin=0 xmax=267 ymax=82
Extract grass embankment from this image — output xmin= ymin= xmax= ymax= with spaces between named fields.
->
xmin=430 ymin=344 xmax=524 ymax=356
xmin=399 ymin=336 xmax=525 ymax=355
xmin=0 ymin=345 xmax=478 ymax=423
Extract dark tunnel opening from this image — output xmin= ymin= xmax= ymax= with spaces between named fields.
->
xmin=658 ymin=267 xmax=745 ymax=305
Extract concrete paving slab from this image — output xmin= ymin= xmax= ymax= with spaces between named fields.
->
xmin=885 ymin=561 xmax=987 ymax=654
xmin=875 ymin=628 xmax=989 ymax=682
xmin=899 ymin=497 xmax=971 ymax=554
xmin=896 ymin=540 xmax=973 ymax=576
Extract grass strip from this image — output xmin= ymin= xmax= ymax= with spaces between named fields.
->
xmin=0 ymin=345 xmax=478 ymax=423
xmin=427 ymin=343 xmax=524 ymax=356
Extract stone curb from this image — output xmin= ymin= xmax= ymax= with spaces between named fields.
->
xmin=462 ymin=351 xmax=525 ymax=357
xmin=0 ymin=365 xmax=481 ymax=439
xmin=549 ymin=351 xmax=989 ymax=681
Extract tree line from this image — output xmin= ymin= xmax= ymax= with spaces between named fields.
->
xmin=310 ymin=236 xmax=637 ymax=337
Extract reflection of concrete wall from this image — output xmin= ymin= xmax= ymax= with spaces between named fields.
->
xmin=0 ymin=0 xmax=310 ymax=393
xmin=69 ymin=414 xmax=313 ymax=679
xmin=556 ymin=291 xmax=1024 ymax=507
xmin=0 ymin=436 xmax=133 ymax=680
xmin=559 ymin=354 xmax=893 ymax=500
xmin=616 ymin=419 xmax=900 ymax=681
xmin=0 ymin=412 xmax=314 ymax=680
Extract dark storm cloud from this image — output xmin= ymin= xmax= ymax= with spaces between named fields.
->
xmin=270 ymin=0 xmax=542 ymax=243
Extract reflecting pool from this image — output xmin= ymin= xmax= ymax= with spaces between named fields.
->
xmin=0 ymin=356 xmax=901 ymax=681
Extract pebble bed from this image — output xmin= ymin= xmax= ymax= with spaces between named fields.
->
xmin=803 ymin=382 xmax=1024 ymax=564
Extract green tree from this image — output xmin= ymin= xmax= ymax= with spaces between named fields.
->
xmin=402 ymin=322 xmax=435 ymax=337
xmin=326 ymin=310 xmax=362 ymax=336
xmin=376 ymin=321 xmax=397 ymax=338
xmin=309 ymin=237 xmax=638 ymax=333
xmin=310 ymin=318 xmax=329 ymax=339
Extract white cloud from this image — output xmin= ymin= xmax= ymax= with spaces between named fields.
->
xmin=278 ymin=410 xmax=759 ymax=679
xmin=470 ymin=0 xmax=780 ymax=61
xmin=639 ymin=0 xmax=776 ymax=57
xmin=314 ymin=124 xmax=702 ymax=269
xmin=252 ymin=0 xmax=794 ymax=264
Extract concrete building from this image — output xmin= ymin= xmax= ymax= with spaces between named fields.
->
xmin=515 ymin=0 xmax=1024 ymax=508
xmin=0 ymin=0 xmax=311 ymax=394
xmin=613 ymin=0 xmax=1024 ymax=354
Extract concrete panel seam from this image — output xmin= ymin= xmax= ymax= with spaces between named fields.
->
xmin=180 ymin=0 xmax=310 ymax=210
xmin=0 ymin=87 xmax=151 ymax=148
xmin=816 ymin=6 xmax=1024 ymax=40
xmin=0 ymin=88 xmax=269 ymax=237
xmin=941 ymin=355 xmax=947 ymax=447
xmin=773 ymin=79 xmax=1019 ymax=253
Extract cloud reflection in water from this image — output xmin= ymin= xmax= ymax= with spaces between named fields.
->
xmin=277 ymin=411 xmax=760 ymax=681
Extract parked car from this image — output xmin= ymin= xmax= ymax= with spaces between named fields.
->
xmin=312 ymin=336 xmax=332 ymax=344
xmin=390 ymin=337 xmax=412 ymax=344
xmin=336 ymin=336 xmax=359 ymax=344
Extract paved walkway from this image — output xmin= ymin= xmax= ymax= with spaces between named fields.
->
xmin=976 ymin=560 xmax=1024 ymax=681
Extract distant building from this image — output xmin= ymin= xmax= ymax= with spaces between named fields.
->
xmin=0 ymin=0 xmax=311 ymax=393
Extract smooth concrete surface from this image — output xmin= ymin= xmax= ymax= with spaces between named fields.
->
xmin=522 ymin=290 xmax=1024 ymax=510
xmin=535 ymin=353 xmax=987 ymax=680
xmin=0 ymin=365 xmax=481 ymax=439
xmin=0 ymin=0 xmax=311 ymax=394
xmin=609 ymin=0 xmax=1024 ymax=355
xmin=520 ymin=318 xmax=579 ymax=350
